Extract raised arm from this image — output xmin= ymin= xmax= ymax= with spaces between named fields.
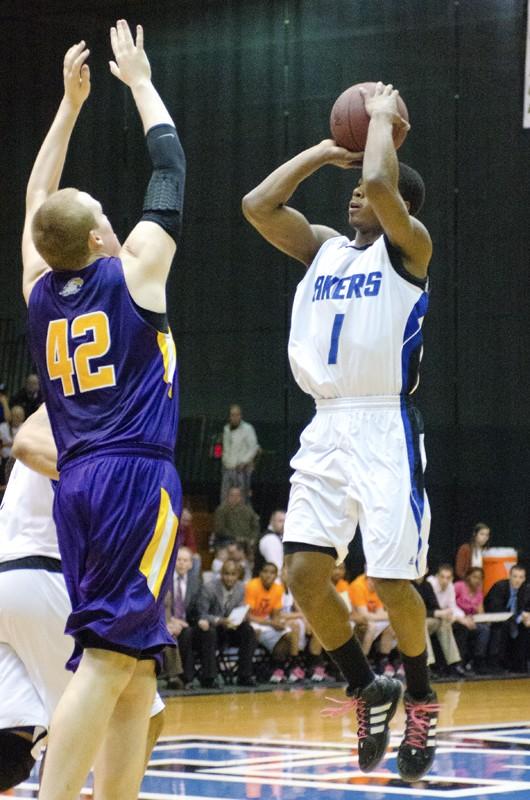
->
xmin=22 ymin=42 xmax=91 ymax=303
xmin=110 ymin=20 xmax=185 ymax=313
xmin=242 ymin=140 xmax=361 ymax=267
xmin=361 ymin=82 xmax=431 ymax=278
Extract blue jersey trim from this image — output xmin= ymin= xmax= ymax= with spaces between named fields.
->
xmin=400 ymin=398 xmax=426 ymax=574
xmin=401 ymin=291 xmax=429 ymax=396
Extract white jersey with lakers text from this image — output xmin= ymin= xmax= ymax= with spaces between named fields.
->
xmin=288 ymin=235 xmax=429 ymax=399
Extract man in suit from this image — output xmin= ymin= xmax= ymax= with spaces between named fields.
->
xmin=484 ymin=564 xmax=530 ymax=672
xmin=198 ymin=559 xmax=257 ymax=686
xmin=164 ymin=546 xmax=203 ymax=687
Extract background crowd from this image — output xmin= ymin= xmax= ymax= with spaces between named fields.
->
xmin=1 ymin=383 xmax=529 ymax=690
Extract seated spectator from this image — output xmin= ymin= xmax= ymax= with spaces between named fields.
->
xmin=455 ymin=522 xmax=490 ymax=579
xmin=245 ymin=562 xmax=297 ymax=683
xmin=279 ymin=565 xmax=330 ymax=682
xmin=180 ymin=507 xmax=198 ymax=554
xmin=331 ymin=562 xmax=350 ymax=595
xmin=213 ymin=540 xmax=251 ymax=582
xmin=0 ymin=406 xmax=25 ymax=488
xmin=414 ymin=574 xmax=464 ymax=677
xmin=485 ymin=564 xmax=530 ymax=673
xmin=254 ymin=510 xmax=286 ymax=574
xmin=454 ymin=567 xmax=490 ymax=673
xmin=10 ymin=374 xmax=42 ymax=419
xmin=197 ymin=559 xmax=257 ymax=686
xmin=349 ymin=572 xmax=396 ymax=665
xmin=213 ymin=486 xmax=260 ymax=549
xmin=164 ymin=546 xmax=205 ymax=688
xmin=428 ymin=564 xmax=481 ymax=672
xmin=0 ymin=382 xmax=10 ymax=424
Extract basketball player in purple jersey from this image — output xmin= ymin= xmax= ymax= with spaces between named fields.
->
xmin=22 ymin=21 xmax=184 ymax=800
xmin=243 ymin=83 xmax=439 ymax=782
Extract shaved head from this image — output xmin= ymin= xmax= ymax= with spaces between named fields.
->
xmin=32 ymin=188 xmax=96 ymax=270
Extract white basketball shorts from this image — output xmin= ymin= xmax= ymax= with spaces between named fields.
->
xmin=0 ymin=568 xmax=164 ymax=739
xmin=283 ymin=396 xmax=431 ymax=579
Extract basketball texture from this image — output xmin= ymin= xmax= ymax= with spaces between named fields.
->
xmin=330 ymin=82 xmax=409 ymax=152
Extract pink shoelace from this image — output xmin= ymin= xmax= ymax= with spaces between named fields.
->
xmin=321 ymin=696 xmax=368 ymax=738
xmin=403 ymin=700 xmax=441 ymax=749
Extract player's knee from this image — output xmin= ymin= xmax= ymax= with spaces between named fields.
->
xmin=0 ymin=730 xmax=36 ymax=792
xmin=371 ymin=577 xmax=410 ymax=608
xmin=285 ymin=554 xmax=327 ymax=608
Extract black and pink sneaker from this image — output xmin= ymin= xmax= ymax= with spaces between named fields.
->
xmin=397 ymin=690 xmax=440 ymax=782
xmin=321 ymin=676 xmax=402 ymax=772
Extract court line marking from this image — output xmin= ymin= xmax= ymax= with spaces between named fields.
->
xmin=142 ymin=768 xmax=530 ymax=797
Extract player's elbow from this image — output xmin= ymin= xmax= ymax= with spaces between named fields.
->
xmin=11 ymin=431 xmax=30 ymax=463
xmin=241 ymin=192 xmax=260 ymax=221
xmin=241 ymin=191 xmax=272 ymax=223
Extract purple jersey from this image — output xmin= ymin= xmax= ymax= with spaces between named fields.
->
xmin=28 ymin=257 xmax=178 ymax=468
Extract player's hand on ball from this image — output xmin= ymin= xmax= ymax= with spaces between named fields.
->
xmin=109 ymin=19 xmax=151 ymax=87
xmin=360 ymin=82 xmax=410 ymax=132
xmin=318 ymin=139 xmax=364 ymax=169
xmin=63 ymin=41 xmax=91 ymax=107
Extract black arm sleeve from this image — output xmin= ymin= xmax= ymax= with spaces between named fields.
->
xmin=142 ymin=123 xmax=186 ymax=241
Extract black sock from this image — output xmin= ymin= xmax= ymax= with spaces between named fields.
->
xmin=327 ymin=636 xmax=375 ymax=693
xmin=401 ymin=650 xmax=431 ymax=699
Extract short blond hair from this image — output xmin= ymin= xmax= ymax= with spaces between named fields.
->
xmin=32 ymin=188 xmax=96 ymax=270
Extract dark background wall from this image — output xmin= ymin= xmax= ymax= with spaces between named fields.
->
xmin=0 ymin=0 xmax=528 ymax=566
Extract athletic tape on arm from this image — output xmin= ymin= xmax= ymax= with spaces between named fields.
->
xmin=142 ymin=123 xmax=186 ymax=240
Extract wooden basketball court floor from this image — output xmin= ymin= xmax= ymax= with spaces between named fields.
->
xmin=5 ymin=677 xmax=530 ymax=799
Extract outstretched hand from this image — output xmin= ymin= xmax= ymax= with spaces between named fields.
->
xmin=360 ymin=82 xmax=410 ymax=132
xmin=109 ymin=19 xmax=151 ymax=88
xmin=63 ymin=41 xmax=90 ymax=108
xmin=318 ymin=139 xmax=363 ymax=169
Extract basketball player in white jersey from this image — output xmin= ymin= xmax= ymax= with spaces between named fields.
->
xmin=243 ymin=82 xmax=438 ymax=782
xmin=0 ymin=408 xmax=165 ymax=793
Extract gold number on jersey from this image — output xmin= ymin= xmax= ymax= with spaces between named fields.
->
xmin=46 ymin=319 xmax=75 ymax=397
xmin=45 ymin=311 xmax=116 ymax=396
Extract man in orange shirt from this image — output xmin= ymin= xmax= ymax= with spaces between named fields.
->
xmin=331 ymin=563 xmax=350 ymax=595
xmin=245 ymin=563 xmax=296 ymax=682
xmin=349 ymin=574 xmax=396 ymax=659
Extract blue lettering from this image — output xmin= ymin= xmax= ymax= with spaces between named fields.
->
xmin=313 ymin=275 xmax=324 ymax=301
xmin=332 ymin=277 xmax=349 ymax=300
xmin=364 ymin=271 xmax=382 ymax=296
xmin=346 ymin=273 xmax=366 ymax=299
xmin=321 ymin=275 xmax=339 ymax=299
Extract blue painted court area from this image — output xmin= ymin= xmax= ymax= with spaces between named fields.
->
xmin=6 ymin=723 xmax=530 ymax=799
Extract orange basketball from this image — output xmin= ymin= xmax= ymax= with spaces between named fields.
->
xmin=330 ymin=81 xmax=409 ymax=152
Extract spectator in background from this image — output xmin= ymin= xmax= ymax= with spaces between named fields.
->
xmin=213 ymin=486 xmax=260 ymax=550
xmin=211 ymin=541 xmax=252 ymax=582
xmin=331 ymin=562 xmax=350 ymax=595
xmin=485 ymin=564 xmax=530 ymax=673
xmin=10 ymin=374 xmax=42 ymax=419
xmin=349 ymin=572 xmax=396 ymax=666
xmin=414 ymin=575 xmax=464 ymax=677
xmin=180 ymin=507 xmax=198 ymax=554
xmin=428 ymin=564 xmax=479 ymax=669
xmin=454 ymin=567 xmax=490 ymax=673
xmin=221 ymin=404 xmax=259 ymax=502
xmin=164 ymin=547 xmax=204 ymax=688
xmin=255 ymin=509 xmax=286 ymax=575
xmin=455 ymin=522 xmax=490 ymax=579
xmin=0 ymin=406 xmax=25 ymax=487
xmin=197 ymin=559 xmax=257 ymax=687
xmin=0 ymin=382 xmax=10 ymax=424
xmin=245 ymin=562 xmax=296 ymax=683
